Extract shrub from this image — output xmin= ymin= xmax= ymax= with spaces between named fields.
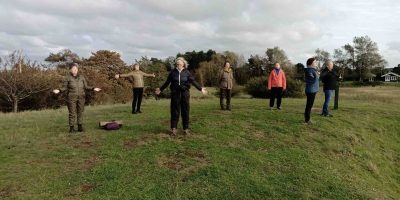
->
xmin=213 ymin=85 xmax=244 ymax=98
xmin=286 ymin=79 xmax=305 ymax=98
xmin=245 ymin=77 xmax=269 ymax=98
xmin=245 ymin=77 xmax=305 ymax=98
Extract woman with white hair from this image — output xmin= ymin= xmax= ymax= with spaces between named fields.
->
xmin=155 ymin=57 xmax=207 ymax=136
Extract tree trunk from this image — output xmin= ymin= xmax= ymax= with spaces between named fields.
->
xmin=12 ymin=97 xmax=18 ymax=113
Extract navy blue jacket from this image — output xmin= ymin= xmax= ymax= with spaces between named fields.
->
xmin=160 ymin=68 xmax=202 ymax=92
xmin=304 ymin=67 xmax=319 ymax=93
xmin=321 ymin=69 xmax=338 ymax=90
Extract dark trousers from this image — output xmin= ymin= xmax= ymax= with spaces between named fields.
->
xmin=132 ymin=88 xmax=144 ymax=113
xmin=220 ymin=88 xmax=231 ymax=109
xmin=170 ymin=90 xmax=190 ymax=129
xmin=270 ymin=87 xmax=283 ymax=108
xmin=304 ymin=92 xmax=317 ymax=122
xmin=67 ymin=95 xmax=85 ymax=126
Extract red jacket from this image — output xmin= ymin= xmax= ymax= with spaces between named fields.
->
xmin=268 ymin=69 xmax=286 ymax=90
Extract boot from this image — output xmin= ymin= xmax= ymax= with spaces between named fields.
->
xmin=183 ymin=129 xmax=190 ymax=136
xmin=78 ymin=124 xmax=84 ymax=132
xmin=69 ymin=126 xmax=75 ymax=133
xmin=170 ymin=128 xmax=177 ymax=136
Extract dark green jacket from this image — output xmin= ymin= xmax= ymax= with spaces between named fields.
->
xmin=60 ymin=74 xmax=93 ymax=96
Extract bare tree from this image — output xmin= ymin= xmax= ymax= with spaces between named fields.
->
xmin=0 ymin=51 xmax=55 ymax=112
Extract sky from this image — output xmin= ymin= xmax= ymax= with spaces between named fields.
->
xmin=0 ymin=0 xmax=399 ymax=67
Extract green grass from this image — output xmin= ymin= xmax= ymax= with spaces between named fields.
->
xmin=1 ymin=87 xmax=399 ymax=199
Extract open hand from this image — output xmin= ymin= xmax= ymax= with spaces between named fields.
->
xmin=201 ymin=88 xmax=208 ymax=95
xmin=53 ymin=89 xmax=60 ymax=94
xmin=94 ymin=88 xmax=101 ymax=92
xmin=155 ymin=88 xmax=161 ymax=95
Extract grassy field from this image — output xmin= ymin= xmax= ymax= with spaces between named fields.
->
xmin=0 ymin=86 xmax=399 ymax=199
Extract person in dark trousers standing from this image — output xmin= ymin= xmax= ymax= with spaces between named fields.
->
xmin=219 ymin=61 xmax=234 ymax=111
xmin=320 ymin=60 xmax=338 ymax=117
xmin=304 ymin=58 xmax=320 ymax=125
xmin=115 ymin=63 xmax=155 ymax=114
xmin=268 ymin=62 xmax=287 ymax=110
xmin=53 ymin=63 xmax=101 ymax=133
xmin=155 ymin=57 xmax=207 ymax=136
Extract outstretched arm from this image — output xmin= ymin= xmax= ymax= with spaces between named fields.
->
xmin=142 ymin=71 xmax=156 ymax=77
xmin=54 ymin=77 xmax=68 ymax=94
xmin=159 ymin=73 xmax=172 ymax=92
xmin=188 ymin=72 xmax=207 ymax=94
xmin=83 ymin=77 xmax=101 ymax=91
xmin=118 ymin=72 xmax=133 ymax=78
xmin=82 ymin=77 xmax=94 ymax=90
xmin=188 ymin=72 xmax=202 ymax=91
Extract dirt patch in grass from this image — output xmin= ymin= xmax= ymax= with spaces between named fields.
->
xmin=0 ymin=185 xmax=26 ymax=199
xmin=0 ymin=186 xmax=13 ymax=198
xmin=64 ymin=183 xmax=96 ymax=197
xmin=158 ymin=155 xmax=185 ymax=171
xmin=82 ymin=155 xmax=101 ymax=171
xmin=158 ymin=132 xmax=171 ymax=139
xmin=64 ymin=136 xmax=99 ymax=149
xmin=123 ymin=135 xmax=157 ymax=150
xmin=81 ymin=183 xmax=96 ymax=193
xmin=158 ymin=150 xmax=209 ymax=173
xmin=74 ymin=141 xmax=96 ymax=148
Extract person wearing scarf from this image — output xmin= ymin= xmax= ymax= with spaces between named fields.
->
xmin=219 ymin=61 xmax=234 ymax=111
xmin=267 ymin=62 xmax=286 ymax=110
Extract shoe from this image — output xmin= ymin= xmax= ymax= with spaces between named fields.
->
xmin=269 ymin=107 xmax=274 ymax=111
xmin=78 ymin=124 xmax=84 ymax=132
xmin=136 ymin=110 xmax=142 ymax=113
xmin=183 ymin=129 xmax=190 ymax=135
xmin=277 ymin=107 xmax=281 ymax=110
xmin=304 ymin=120 xmax=314 ymax=125
xmin=226 ymin=106 xmax=231 ymax=111
xmin=170 ymin=128 xmax=177 ymax=136
xmin=220 ymin=105 xmax=225 ymax=110
xmin=132 ymin=111 xmax=137 ymax=114
xmin=69 ymin=126 xmax=76 ymax=133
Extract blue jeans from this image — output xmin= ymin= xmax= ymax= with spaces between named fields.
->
xmin=322 ymin=90 xmax=334 ymax=115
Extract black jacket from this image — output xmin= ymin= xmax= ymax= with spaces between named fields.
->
xmin=321 ymin=70 xmax=338 ymax=90
xmin=160 ymin=68 xmax=202 ymax=92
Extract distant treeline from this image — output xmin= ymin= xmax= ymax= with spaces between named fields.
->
xmin=1 ymin=35 xmax=396 ymax=112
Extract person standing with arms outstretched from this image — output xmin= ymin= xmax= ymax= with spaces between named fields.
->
xmin=304 ymin=58 xmax=319 ymax=125
xmin=155 ymin=57 xmax=207 ymax=136
xmin=53 ymin=63 xmax=101 ymax=133
xmin=219 ymin=61 xmax=234 ymax=111
xmin=268 ymin=62 xmax=286 ymax=110
xmin=320 ymin=60 xmax=338 ymax=117
xmin=115 ymin=63 xmax=155 ymax=114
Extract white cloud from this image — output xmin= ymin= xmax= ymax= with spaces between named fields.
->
xmin=0 ymin=0 xmax=398 ymax=67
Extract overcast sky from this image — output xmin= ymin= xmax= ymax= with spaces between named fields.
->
xmin=0 ymin=0 xmax=399 ymax=67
